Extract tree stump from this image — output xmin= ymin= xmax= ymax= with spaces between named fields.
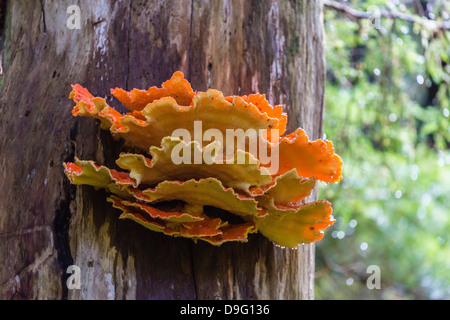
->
xmin=0 ymin=0 xmax=325 ymax=300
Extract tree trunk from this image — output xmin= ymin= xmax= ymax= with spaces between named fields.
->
xmin=0 ymin=0 xmax=325 ymax=300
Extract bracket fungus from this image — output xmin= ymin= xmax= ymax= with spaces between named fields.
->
xmin=64 ymin=71 xmax=343 ymax=247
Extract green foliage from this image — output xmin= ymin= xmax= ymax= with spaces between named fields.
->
xmin=316 ymin=0 xmax=450 ymax=300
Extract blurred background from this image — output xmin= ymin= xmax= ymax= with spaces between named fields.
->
xmin=316 ymin=0 xmax=449 ymax=299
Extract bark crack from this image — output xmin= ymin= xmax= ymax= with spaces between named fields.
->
xmin=126 ymin=0 xmax=132 ymax=91
xmin=39 ymin=0 xmax=47 ymax=33
xmin=187 ymin=0 xmax=194 ymax=80
xmin=189 ymin=242 xmax=198 ymax=299
xmin=53 ymin=121 xmax=78 ymax=300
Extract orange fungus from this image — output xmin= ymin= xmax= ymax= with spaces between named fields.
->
xmin=63 ymin=71 xmax=342 ymax=247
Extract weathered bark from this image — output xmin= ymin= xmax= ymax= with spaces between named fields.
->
xmin=0 ymin=0 xmax=325 ymax=300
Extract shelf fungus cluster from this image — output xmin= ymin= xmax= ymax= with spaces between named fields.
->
xmin=63 ymin=71 xmax=343 ymax=247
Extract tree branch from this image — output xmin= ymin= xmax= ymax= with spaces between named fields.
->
xmin=323 ymin=0 xmax=450 ymax=31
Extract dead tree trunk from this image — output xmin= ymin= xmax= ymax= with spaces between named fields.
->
xmin=0 ymin=0 xmax=325 ymax=300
